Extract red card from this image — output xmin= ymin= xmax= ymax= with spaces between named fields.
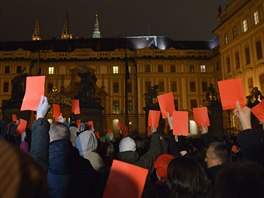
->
xmin=72 ymin=99 xmax=80 ymax=114
xmin=172 ymin=111 xmax=189 ymax=136
xmin=21 ymin=76 xmax=45 ymax=111
xmin=107 ymin=129 xmax=112 ymax=134
xmin=95 ymin=131 xmax=100 ymax=139
xmin=117 ymin=122 xmax=122 ymax=130
xmin=157 ymin=92 xmax=175 ymax=118
xmin=12 ymin=114 xmax=18 ymax=122
xmin=16 ymin=119 xmax=27 ymax=135
xmin=76 ymin=119 xmax=81 ymax=128
xmin=251 ymin=99 xmax=264 ymax=122
xmin=52 ymin=104 xmax=61 ymax=118
xmin=218 ymin=79 xmax=245 ymax=110
xmin=88 ymin=121 xmax=94 ymax=129
xmin=103 ymin=160 xmax=148 ymax=198
xmin=232 ymin=145 xmax=238 ymax=153
xmin=193 ymin=107 xmax=210 ymax=127
xmin=148 ymin=110 xmax=160 ymax=129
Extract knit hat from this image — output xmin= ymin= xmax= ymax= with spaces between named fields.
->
xmin=119 ymin=137 xmax=136 ymax=152
xmin=76 ymin=130 xmax=98 ymax=155
xmin=154 ymin=154 xmax=175 ymax=179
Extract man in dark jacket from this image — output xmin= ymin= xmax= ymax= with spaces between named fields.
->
xmin=30 ymin=96 xmax=106 ymax=198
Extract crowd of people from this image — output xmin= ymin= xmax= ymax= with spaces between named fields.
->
xmin=0 ymin=96 xmax=264 ymax=198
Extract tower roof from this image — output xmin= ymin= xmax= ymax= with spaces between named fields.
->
xmin=61 ymin=11 xmax=73 ymax=40
xmin=92 ymin=14 xmax=101 ymax=39
xmin=32 ymin=19 xmax=41 ymax=41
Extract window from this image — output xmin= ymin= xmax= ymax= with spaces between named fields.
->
xmin=158 ymin=64 xmax=163 ymax=72
xmin=174 ymin=99 xmax=179 ymax=110
xmin=202 ymin=82 xmax=208 ymax=92
xmin=112 ymin=100 xmax=120 ymax=114
xmin=47 ymin=83 xmax=53 ymax=93
xmin=227 ymin=57 xmax=231 ymax=73
xmin=190 ymin=99 xmax=198 ymax=109
xmin=170 ymin=65 xmax=176 ymax=72
xmin=235 ymin=52 xmax=240 ymax=69
xmin=113 ymin=82 xmax=119 ymax=93
xmin=259 ymin=74 xmax=264 ymax=93
xmin=189 ymin=65 xmax=195 ymax=72
xmin=245 ymin=47 xmax=251 ymax=65
xmin=242 ymin=20 xmax=248 ymax=32
xmin=48 ymin=66 xmax=54 ymax=74
xmin=158 ymin=81 xmax=164 ymax=92
xmin=144 ymin=64 xmax=151 ymax=72
xmin=190 ymin=81 xmax=196 ymax=92
xmin=113 ymin=66 xmax=119 ymax=74
xmin=171 ymin=81 xmax=177 ymax=92
xmin=200 ymin=65 xmax=206 ymax=72
xmin=3 ymin=82 xmax=9 ymax=92
xmin=216 ymin=62 xmax=219 ymax=71
xmin=254 ymin=11 xmax=259 ymax=25
xmin=224 ymin=33 xmax=228 ymax=44
xmin=248 ymin=77 xmax=253 ymax=90
xmin=256 ymin=41 xmax=263 ymax=60
xmin=127 ymin=83 xmax=132 ymax=93
xmin=145 ymin=81 xmax=151 ymax=92
xmin=4 ymin=66 xmax=10 ymax=73
xmin=128 ymin=100 xmax=133 ymax=114
xmin=232 ymin=26 xmax=238 ymax=38
xmin=16 ymin=66 xmax=22 ymax=73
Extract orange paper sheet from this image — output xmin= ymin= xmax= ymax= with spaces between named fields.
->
xmin=12 ymin=114 xmax=18 ymax=122
xmin=16 ymin=119 xmax=27 ymax=135
xmin=172 ymin=111 xmax=189 ymax=136
xmin=87 ymin=121 xmax=94 ymax=129
xmin=218 ymin=79 xmax=245 ymax=110
xmin=148 ymin=110 xmax=160 ymax=129
xmin=193 ymin=107 xmax=210 ymax=127
xmin=72 ymin=99 xmax=80 ymax=114
xmin=52 ymin=104 xmax=61 ymax=118
xmin=103 ymin=160 xmax=148 ymax=198
xmin=95 ymin=131 xmax=100 ymax=139
xmin=20 ymin=76 xmax=45 ymax=111
xmin=251 ymin=99 xmax=264 ymax=122
xmin=76 ymin=119 xmax=81 ymax=128
xmin=157 ymin=92 xmax=175 ymax=118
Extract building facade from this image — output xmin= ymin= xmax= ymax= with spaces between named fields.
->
xmin=0 ymin=0 xmax=263 ymax=135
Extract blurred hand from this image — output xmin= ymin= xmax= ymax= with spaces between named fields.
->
xmin=58 ymin=115 xmax=66 ymax=123
xmin=167 ymin=112 xmax=173 ymax=130
xmin=233 ymin=101 xmax=252 ymax=130
xmin=200 ymin=125 xmax=208 ymax=134
xmin=36 ymin=96 xmax=50 ymax=120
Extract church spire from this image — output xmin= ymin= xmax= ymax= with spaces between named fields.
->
xmin=61 ymin=11 xmax=73 ymax=39
xmin=32 ymin=19 xmax=41 ymax=41
xmin=92 ymin=14 xmax=101 ymax=38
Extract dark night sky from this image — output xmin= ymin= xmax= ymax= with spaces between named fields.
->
xmin=0 ymin=0 xmax=229 ymax=42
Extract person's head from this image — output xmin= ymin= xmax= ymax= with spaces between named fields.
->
xmin=49 ymin=122 xmax=70 ymax=142
xmin=76 ymin=130 xmax=98 ymax=155
xmin=205 ymin=142 xmax=231 ymax=168
xmin=213 ymin=162 xmax=264 ymax=198
xmin=119 ymin=136 xmax=136 ymax=152
xmin=154 ymin=154 xmax=175 ymax=181
xmin=168 ymin=157 xmax=211 ymax=197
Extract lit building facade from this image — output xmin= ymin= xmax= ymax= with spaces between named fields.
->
xmin=0 ymin=0 xmax=262 ymax=135
xmin=214 ymin=0 xmax=264 ymax=129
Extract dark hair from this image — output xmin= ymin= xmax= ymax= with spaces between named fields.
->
xmin=213 ymin=162 xmax=264 ymax=198
xmin=209 ymin=142 xmax=231 ymax=164
xmin=168 ymin=157 xmax=211 ymax=198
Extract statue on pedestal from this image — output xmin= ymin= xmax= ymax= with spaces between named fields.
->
xmin=11 ymin=69 xmax=27 ymax=102
xmin=75 ymin=70 xmax=99 ymax=106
